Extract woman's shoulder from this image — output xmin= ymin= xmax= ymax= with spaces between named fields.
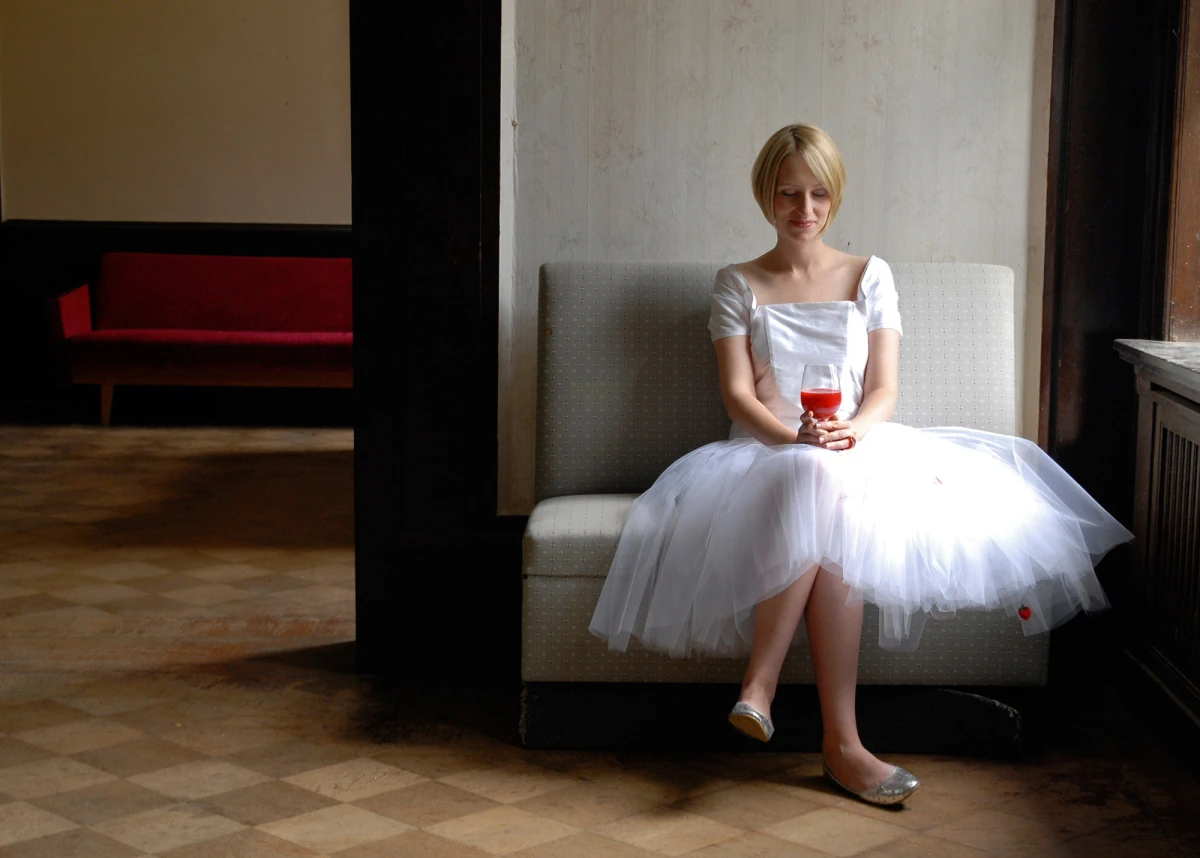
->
xmin=715 ymin=262 xmax=752 ymax=294
xmin=851 ymin=254 xmax=895 ymax=299
xmin=722 ymin=259 xmax=758 ymax=280
xmin=709 ymin=263 xmax=755 ymax=339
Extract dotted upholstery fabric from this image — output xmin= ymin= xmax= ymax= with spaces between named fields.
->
xmin=523 ymin=576 xmax=1048 ymax=685
xmin=534 ymin=262 xmax=729 ymax=502
xmin=888 ymin=263 xmax=1016 ymax=433
xmin=524 ymin=261 xmax=1046 ymax=685
xmin=524 ymin=494 xmax=639 ymax=580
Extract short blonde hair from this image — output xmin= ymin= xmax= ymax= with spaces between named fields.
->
xmin=751 ymin=124 xmax=846 ymax=233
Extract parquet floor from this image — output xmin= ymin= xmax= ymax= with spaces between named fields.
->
xmin=0 ymin=425 xmax=1197 ymax=856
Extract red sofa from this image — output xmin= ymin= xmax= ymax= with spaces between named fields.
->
xmin=50 ymin=252 xmax=352 ymax=424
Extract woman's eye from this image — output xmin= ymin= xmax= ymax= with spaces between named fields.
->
xmin=813 ymin=191 xmax=827 ymax=198
xmin=780 ymin=190 xmax=796 ymax=197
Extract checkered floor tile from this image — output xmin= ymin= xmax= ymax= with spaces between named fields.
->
xmin=0 ymin=426 xmax=1197 ymax=856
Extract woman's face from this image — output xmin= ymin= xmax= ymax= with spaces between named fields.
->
xmin=772 ymin=154 xmax=831 ymax=240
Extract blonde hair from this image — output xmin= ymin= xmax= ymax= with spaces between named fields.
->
xmin=751 ymin=124 xmax=846 ymax=234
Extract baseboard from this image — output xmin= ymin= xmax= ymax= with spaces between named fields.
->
xmin=520 ymin=682 xmax=1040 ymax=758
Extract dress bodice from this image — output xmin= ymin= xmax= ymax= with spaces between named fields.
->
xmin=708 ymin=256 xmax=903 ymax=440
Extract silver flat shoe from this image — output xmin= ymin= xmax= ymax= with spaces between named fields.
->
xmin=823 ymin=760 xmax=920 ymax=805
xmin=727 ymin=701 xmax=774 ymax=742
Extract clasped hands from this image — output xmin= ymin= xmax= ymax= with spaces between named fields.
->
xmin=796 ymin=411 xmax=858 ymax=450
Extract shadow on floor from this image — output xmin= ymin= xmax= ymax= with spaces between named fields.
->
xmin=91 ymin=450 xmax=354 ymax=549
xmin=244 ymin=641 xmax=523 ymax=747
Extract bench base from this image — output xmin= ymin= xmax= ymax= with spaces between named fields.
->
xmin=520 ymin=682 xmax=1043 ymax=758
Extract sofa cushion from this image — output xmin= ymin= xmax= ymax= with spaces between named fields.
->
xmin=68 ymin=329 xmax=353 ymax=377
xmin=524 ymin=495 xmax=638 ymax=579
xmin=93 ymin=253 xmax=352 ymax=333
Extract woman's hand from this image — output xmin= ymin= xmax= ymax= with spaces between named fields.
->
xmin=796 ymin=411 xmax=858 ymax=449
xmin=795 ymin=411 xmax=826 ymax=446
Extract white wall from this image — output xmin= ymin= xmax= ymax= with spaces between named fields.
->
xmin=0 ymin=0 xmax=350 ymax=224
xmin=500 ymin=0 xmax=1054 ymax=514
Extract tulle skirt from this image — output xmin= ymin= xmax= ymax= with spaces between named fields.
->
xmin=588 ymin=423 xmax=1133 ymax=655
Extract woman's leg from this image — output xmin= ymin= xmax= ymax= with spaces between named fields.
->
xmin=738 ymin=565 xmax=819 ymax=718
xmin=805 ymin=567 xmax=896 ymax=790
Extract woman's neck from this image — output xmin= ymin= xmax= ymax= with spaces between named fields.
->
xmin=762 ymin=239 xmax=830 ymax=278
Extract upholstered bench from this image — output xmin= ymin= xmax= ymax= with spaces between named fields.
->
xmin=520 ymin=261 xmax=1043 ymax=751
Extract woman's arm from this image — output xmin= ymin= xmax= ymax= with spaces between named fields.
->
xmin=715 ymin=336 xmax=806 ymax=446
xmin=817 ymin=328 xmax=900 ymax=449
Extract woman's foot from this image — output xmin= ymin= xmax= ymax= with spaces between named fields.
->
xmin=729 ymin=683 xmax=775 ymax=742
xmin=736 ymin=684 xmax=773 ymax=722
xmin=821 ymin=742 xmax=903 ymax=794
xmin=823 ymin=759 xmax=920 ymax=806
xmin=728 ymin=701 xmax=774 ymax=741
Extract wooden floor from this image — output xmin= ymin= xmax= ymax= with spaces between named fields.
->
xmin=0 ymin=425 xmax=1197 ymax=857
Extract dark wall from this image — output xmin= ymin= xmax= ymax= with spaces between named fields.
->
xmin=351 ymin=1 xmax=519 ymax=679
xmin=0 ymin=221 xmax=354 ymax=426
xmin=1040 ymin=0 xmax=1180 ymax=682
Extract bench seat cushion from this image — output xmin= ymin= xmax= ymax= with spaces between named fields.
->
xmin=522 ymin=493 xmax=1051 ymax=685
xmin=67 ymin=329 xmax=353 ymax=381
xmin=523 ymin=495 xmax=638 ymax=579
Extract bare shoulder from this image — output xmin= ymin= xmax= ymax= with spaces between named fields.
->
xmin=826 ymin=249 xmax=870 ymax=272
xmin=732 ymin=256 xmax=771 ymax=287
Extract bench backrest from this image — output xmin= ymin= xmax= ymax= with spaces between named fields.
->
xmin=93 ymin=252 xmax=352 ymax=332
xmin=535 ymin=261 xmax=1016 ymax=501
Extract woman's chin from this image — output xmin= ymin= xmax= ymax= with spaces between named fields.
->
xmin=777 ymin=230 xmax=823 ymax=244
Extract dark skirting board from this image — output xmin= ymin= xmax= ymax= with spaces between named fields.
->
xmin=520 ymin=682 xmax=1043 ymax=759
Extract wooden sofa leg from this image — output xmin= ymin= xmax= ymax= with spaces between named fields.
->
xmin=100 ymin=384 xmax=114 ymax=426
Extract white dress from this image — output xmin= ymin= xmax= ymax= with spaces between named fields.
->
xmin=589 ymin=257 xmax=1133 ymax=655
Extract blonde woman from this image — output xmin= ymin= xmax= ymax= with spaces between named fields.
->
xmin=590 ymin=124 xmax=1132 ymax=805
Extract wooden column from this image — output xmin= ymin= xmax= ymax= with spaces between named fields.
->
xmin=351 ymin=1 xmax=519 ymax=678
xmin=1039 ymin=0 xmax=1176 ymax=681
xmin=1166 ymin=0 xmax=1200 ymax=341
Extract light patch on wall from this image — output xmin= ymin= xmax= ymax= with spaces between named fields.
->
xmin=0 ymin=0 xmax=350 ymax=224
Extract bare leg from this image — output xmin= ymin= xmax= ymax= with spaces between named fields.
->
xmin=805 ymin=567 xmax=895 ymax=790
xmin=738 ymin=565 xmax=819 ymax=718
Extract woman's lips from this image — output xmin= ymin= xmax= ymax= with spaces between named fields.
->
xmin=790 ymin=219 xmax=816 ymax=228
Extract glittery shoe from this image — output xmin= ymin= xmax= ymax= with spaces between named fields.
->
xmin=727 ymin=701 xmax=774 ymax=742
xmin=823 ymin=760 xmax=920 ymax=805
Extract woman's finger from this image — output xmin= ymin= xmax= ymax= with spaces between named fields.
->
xmin=821 ymin=428 xmax=857 ymax=449
xmin=796 ymin=422 xmax=824 ymax=445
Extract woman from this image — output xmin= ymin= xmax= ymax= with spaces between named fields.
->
xmin=588 ymin=124 xmax=1133 ymax=806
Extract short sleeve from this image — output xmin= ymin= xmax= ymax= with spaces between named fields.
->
xmin=708 ymin=266 xmax=752 ymax=341
xmin=860 ymin=257 xmax=903 ymax=336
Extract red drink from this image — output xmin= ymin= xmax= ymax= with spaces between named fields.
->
xmin=801 ymin=388 xmax=841 ymax=419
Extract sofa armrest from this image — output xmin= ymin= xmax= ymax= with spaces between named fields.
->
xmin=50 ymin=284 xmax=93 ymax=340
xmin=46 ymin=285 xmax=92 ymax=385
